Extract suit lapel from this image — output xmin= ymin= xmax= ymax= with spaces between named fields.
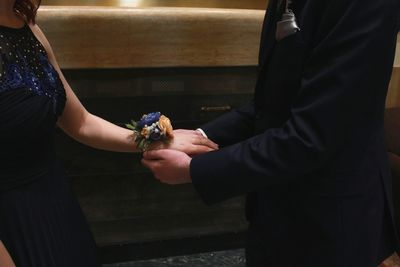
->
xmin=258 ymin=0 xmax=286 ymax=70
xmin=255 ymin=0 xmax=285 ymax=107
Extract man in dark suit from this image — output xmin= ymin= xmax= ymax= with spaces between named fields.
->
xmin=142 ymin=0 xmax=400 ymax=265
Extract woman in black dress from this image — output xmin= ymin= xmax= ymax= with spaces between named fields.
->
xmin=0 ymin=0 xmax=218 ymax=266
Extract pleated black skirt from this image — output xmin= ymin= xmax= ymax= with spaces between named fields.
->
xmin=0 ymin=162 xmax=100 ymax=267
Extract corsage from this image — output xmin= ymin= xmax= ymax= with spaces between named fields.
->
xmin=126 ymin=112 xmax=174 ymax=151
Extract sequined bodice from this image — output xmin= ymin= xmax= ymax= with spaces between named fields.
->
xmin=0 ymin=24 xmax=65 ymax=116
xmin=0 ymin=24 xmax=66 ymax=191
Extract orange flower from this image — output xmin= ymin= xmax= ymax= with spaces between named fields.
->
xmin=158 ymin=115 xmax=174 ymax=138
xmin=141 ymin=127 xmax=150 ymax=139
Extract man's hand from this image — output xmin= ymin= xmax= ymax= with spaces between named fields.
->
xmin=149 ymin=129 xmax=218 ymax=156
xmin=142 ymin=149 xmax=192 ymax=185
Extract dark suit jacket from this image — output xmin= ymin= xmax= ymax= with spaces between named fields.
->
xmin=191 ymin=0 xmax=400 ymax=266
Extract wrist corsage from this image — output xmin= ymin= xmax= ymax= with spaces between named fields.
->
xmin=126 ymin=112 xmax=174 ymax=151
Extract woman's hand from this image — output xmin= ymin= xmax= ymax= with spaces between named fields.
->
xmin=148 ymin=129 xmax=218 ymax=156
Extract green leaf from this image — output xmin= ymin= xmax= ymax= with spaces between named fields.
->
xmin=130 ymin=120 xmax=138 ymax=128
xmin=125 ymin=124 xmax=136 ymax=130
xmin=137 ymin=139 xmax=148 ymax=150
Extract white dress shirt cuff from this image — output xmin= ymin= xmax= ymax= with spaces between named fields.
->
xmin=196 ymin=128 xmax=208 ymax=139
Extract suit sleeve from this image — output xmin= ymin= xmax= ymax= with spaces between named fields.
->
xmin=191 ymin=0 xmax=399 ymax=204
xmin=200 ymin=100 xmax=256 ymax=147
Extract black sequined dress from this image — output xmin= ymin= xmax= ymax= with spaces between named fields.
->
xmin=0 ymin=24 xmax=100 ymax=266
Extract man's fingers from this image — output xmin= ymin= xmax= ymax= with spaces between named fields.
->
xmin=143 ymin=150 xmax=167 ymax=160
xmin=193 ymin=145 xmax=215 ymax=155
xmin=141 ymin=159 xmax=165 ymax=181
xmin=208 ymin=140 xmax=219 ymax=150
xmin=141 ymin=158 xmax=150 ymax=169
xmin=194 ymin=136 xmax=219 ymax=149
xmin=141 ymin=158 xmax=158 ymax=170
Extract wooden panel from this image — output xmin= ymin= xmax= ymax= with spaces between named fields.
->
xmin=42 ymin=0 xmax=268 ymax=10
xmin=387 ymin=35 xmax=400 ymax=108
xmin=57 ymin=67 xmax=254 ymax=250
xmin=387 ymin=67 xmax=400 ymax=108
xmin=37 ymin=7 xmax=265 ymax=69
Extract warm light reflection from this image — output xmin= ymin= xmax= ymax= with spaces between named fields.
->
xmin=41 ymin=0 xmax=268 ymax=10
xmin=117 ymin=0 xmax=144 ymax=7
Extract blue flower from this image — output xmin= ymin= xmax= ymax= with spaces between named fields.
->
xmin=137 ymin=112 xmax=161 ymax=128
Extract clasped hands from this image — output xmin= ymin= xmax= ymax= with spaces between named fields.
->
xmin=141 ymin=129 xmax=218 ymax=185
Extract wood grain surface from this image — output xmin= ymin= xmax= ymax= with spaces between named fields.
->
xmin=42 ymin=0 xmax=268 ymax=10
xmin=387 ymin=36 xmax=400 ymax=108
xmin=37 ymin=6 xmax=265 ymax=69
xmin=37 ymin=6 xmax=400 ymax=106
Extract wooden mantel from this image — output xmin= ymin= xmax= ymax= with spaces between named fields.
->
xmin=37 ymin=6 xmax=400 ymax=107
xmin=37 ymin=6 xmax=265 ymax=69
